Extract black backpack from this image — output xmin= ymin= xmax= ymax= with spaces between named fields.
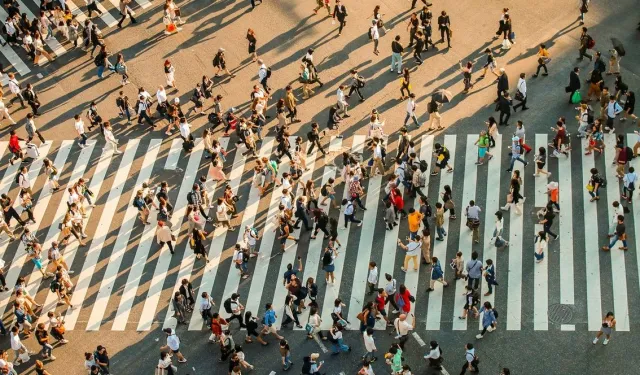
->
xmin=419 ymin=160 xmax=428 ymax=173
xmin=223 ymin=298 xmax=233 ymax=314
xmin=626 ymin=146 xmax=634 ymax=160
xmin=301 ymin=358 xmax=312 ymax=375
xmin=212 ymin=53 xmax=221 ymax=67
xmin=493 ymin=309 xmax=499 ymax=319
xmin=322 ymin=250 xmax=332 ymax=267
xmin=14 ymin=172 xmax=22 ymax=184
xmin=357 ymin=75 xmax=366 ymax=88
xmin=321 ymin=184 xmax=328 ymax=196
xmin=266 ymin=67 xmax=272 ymax=78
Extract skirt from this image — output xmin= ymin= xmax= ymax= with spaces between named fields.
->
xmin=324 ymin=264 xmax=335 ymax=272
xmin=534 ymin=251 xmax=544 ymax=261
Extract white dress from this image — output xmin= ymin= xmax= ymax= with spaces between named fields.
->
xmin=165 ymin=66 xmax=175 ymax=86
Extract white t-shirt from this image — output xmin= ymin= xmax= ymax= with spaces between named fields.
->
xmin=75 ymin=120 xmax=85 ymax=135
xmin=166 ymin=333 xmax=180 ymax=351
xmin=10 ymin=333 xmax=21 ymax=350
xmin=406 ymin=241 xmax=420 ymax=256
xmin=367 ymin=267 xmax=378 ymax=284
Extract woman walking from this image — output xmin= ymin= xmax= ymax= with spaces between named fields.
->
xmin=43 ymin=158 xmax=60 ymax=192
xmin=533 ymin=44 xmax=550 ymax=78
xmin=459 ymin=61 xmax=474 ymax=94
xmin=399 ymin=68 xmax=411 ymax=100
xmin=246 ymin=28 xmax=258 ymax=61
xmin=114 ymin=53 xmax=130 ymax=86
xmin=164 ymin=60 xmax=176 ymax=90
xmin=474 ymin=130 xmax=492 ymax=165
xmin=534 ymin=230 xmax=547 ymax=263
xmin=190 ymin=228 xmax=209 ymax=263
xmin=475 ymin=301 xmax=497 ymax=339
xmin=501 ymin=172 xmax=523 ymax=215
xmin=322 ymin=244 xmax=338 ymax=283
xmin=486 ymin=117 xmax=498 ymax=148
xmin=533 ymin=147 xmax=550 ymax=177
xmin=442 ymin=184 xmax=456 ymax=220
xmin=593 ymin=312 xmax=616 ymax=345
xmin=490 ymin=211 xmax=509 ymax=249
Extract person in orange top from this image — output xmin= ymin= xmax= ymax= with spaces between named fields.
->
xmin=547 ymin=182 xmax=560 ymax=212
xmin=533 ymin=43 xmax=550 ymax=78
xmin=406 ymin=208 xmax=424 ymax=239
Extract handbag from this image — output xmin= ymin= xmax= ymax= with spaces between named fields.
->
xmin=571 ymin=90 xmax=582 ymax=104
xmin=515 ymin=91 xmax=525 ymax=101
xmin=174 ymin=8 xmax=181 ymax=17
xmin=501 ymin=39 xmax=512 ymax=50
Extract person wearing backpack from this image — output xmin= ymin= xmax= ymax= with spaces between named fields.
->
xmin=322 ymin=245 xmax=338 ymax=283
xmin=347 ymin=69 xmax=366 ymax=102
xmin=578 ymin=27 xmax=593 ymax=61
xmin=476 ymin=302 xmax=497 ymax=339
xmin=622 ymin=167 xmax=637 ymax=203
xmin=614 ymin=143 xmax=630 ymax=179
xmin=224 ymin=293 xmax=246 ymax=328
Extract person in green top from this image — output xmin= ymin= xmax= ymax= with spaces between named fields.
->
xmin=474 ymin=130 xmax=493 ymax=165
xmin=386 ymin=345 xmax=404 ymax=373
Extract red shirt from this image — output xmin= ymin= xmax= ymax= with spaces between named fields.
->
xmin=9 ymin=135 xmax=20 ymax=153
xmin=397 ymin=290 xmax=411 ymax=312
xmin=393 ymin=194 xmax=404 ymax=210
xmin=375 ymin=294 xmax=386 ymax=311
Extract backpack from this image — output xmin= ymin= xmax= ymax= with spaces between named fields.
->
xmin=322 ymin=250 xmax=332 ymax=267
xmin=356 ymin=75 xmax=366 ymax=88
xmin=223 ymin=298 xmax=233 ymax=314
xmin=307 ymin=131 xmax=315 ymax=141
xmin=269 ymin=160 xmax=279 ymax=174
xmin=427 ymin=101 xmax=438 ymax=114
xmin=301 ymin=68 xmax=310 ymax=81
xmin=423 ymin=202 xmax=433 ymax=217
xmin=394 ymin=293 xmax=406 ymax=309
xmin=493 ymin=309 xmax=499 ymax=319
xmin=586 ymin=35 xmax=595 ymax=49
xmin=626 ymin=147 xmax=634 ymax=161
xmin=49 ymin=280 xmax=60 ymax=293
xmin=301 ymin=359 xmax=312 ymax=375
xmin=93 ymin=53 xmax=104 ymax=67
xmin=212 ymin=53 xmax=221 ymax=67
xmin=321 ymin=184 xmax=328 ymax=196
xmin=419 ymin=160 xmax=428 ymax=173
xmin=266 ymin=67 xmax=272 ymax=78
xmin=133 ymin=196 xmax=144 ymax=209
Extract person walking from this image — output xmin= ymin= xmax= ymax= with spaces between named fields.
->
xmin=161 ymin=328 xmax=187 ymax=363
xmin=212 ymin=48 xmax=236 ymax=78
xmin=577 ymin=27 xmax=593 ymax=61
xmin=533 ymin=44 xmax=550 ymax=77
xmin=7 ymin=73 xmax=25 ymax=108
xmin=403 ymin=93 xmax=420 ymax=128
xmin=475 ymin=302 xmax=497 ymax=339
xmin=465 ymin=201 xmax=481 ymax=243
xmin=391 ymin=35 xmax=403 ymax=74
xmin=465 ymin=251 xmax=483 ymax=289
xmin=539 ymin=202 xmax=559 ymax=241
xmin=332 ymin=0 xmax=348 ymax=36
xmin=579 ymin=0 xmax=589 ymax=25
xmin=117 ymin=0 xmax=136 ymax=28
xmin=495 ymin=68 xmax=509 ymax=103
xmin=427 ymin=257 xmax=448 ymax=292
xmin=602 ymin=215 xmax=628 ymax=251
xmin=593 ymin=312 xmax=616 ymax=345
xmin=512 ymin=73 xmax=529 ymax=111
xmin=460 ymin=343 xmax=479 ymax=374
xmin=567 ymin=67 xmax=581 ymax=104
xmin=347 ymin=69 xmax=366 ymax=102
xmin=424 ymin=341 xmax=444 ymax=370
xmin=362 ymin=327 xmax=377 ymax=362
xmin=506 ymin=136 xmax=528 ymax=172
xmin=246 ymin=28 xmax=258 ymax=61
xmin=437 ymin=10 xmax=451 ymax=48
xmin=393 ymin=313 xmax=415 ymax=350
xmin=370 ymin=19 xmax=380 ymax=55
xmin=279 ymin=339 xmax=292 ymax=370
xmin=483 ymin=259 xmax=498 ymax=295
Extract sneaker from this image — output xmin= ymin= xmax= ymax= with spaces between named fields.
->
xmin=475 ymin=334 xmax=483 ymax=339
xmin=357 ymin=222 xmax=362 ymax=227
xmin=400 ymin=267 xmax=407 ymax=273
xmin=50 ymin=355 xmax=56 ymax=360
xmin=592 ymin=337 xmax=598 ymax=344
xmin=178 ymin=358 xmax=187 ymax=363
xmin=603 ymin=338 xmax=609 ymax=345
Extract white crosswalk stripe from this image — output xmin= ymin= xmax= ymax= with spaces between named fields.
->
xmin=1 ymin=134 xmax=640 ymax=333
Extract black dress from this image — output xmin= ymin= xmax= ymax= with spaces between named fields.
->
xmin=247 ymin=33 xmax=257 ymax=54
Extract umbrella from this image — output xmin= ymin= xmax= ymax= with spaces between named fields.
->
xmin=432 ymin=89 xmax=453 ymax=103
xmin=611 ymin=38 xmax=626 ymax=57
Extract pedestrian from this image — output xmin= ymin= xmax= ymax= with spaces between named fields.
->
xmin=23 ymin=83 xmax=41 ymax=116
xmin=6 ymin=73 xmax=25 ymax=108
xmin=506 ymin=136 xmax=528 ymax=172
xmin=10 ymin=326 xmax=31 ymax=366
xmin=432 ymin=144 xmax=453 ymax=176
xmin=513 ymin=73 xmax=529 ymax=111
xmin=212 ymin=48 xmax=236 ymax=78
xmin=533 ymin=44 xmax=551 ymax=77
xmin=602 ymin=215 xmax=628 ymax=251
xmin=362 ymin=327 xmax=377 ymax=362
xmin=329 ymin=323 xmax=350 ymax=355
xmin=263 ymin=303 xmax=285 ymax=341
xmin=386 ymin=344 xmax=403 ymax=374
xmin=117 ymin=0 xmax=136 ymax=28
xmin=427 ymin=99 xmax=443 ymax=131
xmin=437 ymin=10 xmax=451 ymax=48
xmin=370 ymin=19 xmax=380 ymax=55
xmin=577 ymin=27 xmax=593 ymax=61
xmin=567 ymin=67 xmax=581 ymax=104
xmin=622 ymin=167 xmax=637 ymax=203
xmin=403 ymin=93 xmax=420 ymax=128
xmin=604 ymin=95 xmax=623 ymax=132
xmin=332 ymin=0 xmax=348 ymax=36
xmin=94 ymin=346 xmax=112 ymax=374
xmin=424 ymin=341 xmax=444 ymax=370
xmin=367 ymin=261 xmax=378 ymax=295
xmin=579 ymin=0 xmax=589 ymax=25
xmin=413 ymin=30 xmax=425 ymax=65
xmin=460 ymin=343 xmax=479 ymax=374
xmin=347 ymin=69 xmax=366 ymax=102
xmin=475 ymin=301 xmax=497 ymax=339
xmin=427 ymin=257 xmax=448 ymax=292
xmin=466 ymin=251 xmax=482 ymax=289
xmin=459 ymin=61 xmax=474 ymax=93
xmin=593 ymin=312 xmax=616 ymax=345
xmin=421 ymin=227 xmax=432 ymax=264
xmin=284 ymin=85 xmax=301 ymax=123
xmin=398 ymin=236 xmax=420 ymax=272
xmin=393 ymin=313 xmax=415 ymax=350
xmin=161 ymin=328 xmax=187 ymax=363
xmin=313 ymin=0 xmax=331 ymax=16
xmin=35 ymin=323 xmax=55 ymax=360
xmin=479 ymin=48 xmax=499 ymax=79
xmin=246 ymin=28 xmax=258 ymax=61
xmin=391 ymin=35 xmax=403 ymax=74
xmin=474 ymin=130 xmax=492 ymax=165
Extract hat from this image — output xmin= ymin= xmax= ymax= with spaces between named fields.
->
xmin=511 ymin=136 xmax=520 ymax=142
xmin=547 ymin=182 xmax=559 ymax=190
xmin=218 ymin=47 xmax=225 ymax=52
xmin=174 ymin=98 xmax=180 ymax=104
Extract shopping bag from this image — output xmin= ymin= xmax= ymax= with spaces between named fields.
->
xmin=571 ymin=90 xmax=582 ymax=104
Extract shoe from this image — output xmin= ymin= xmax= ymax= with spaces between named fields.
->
xmin=603 ymin=338 xmax=609 ymax=345
xmin=592 ymin=337 xmax=598 ymax=344
xmin=178 ymin=358 xmax=187 ymax=363
xmin=476 ymin=334 xmax=483 ymax=339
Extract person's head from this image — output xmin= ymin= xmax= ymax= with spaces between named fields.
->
xmin=469 ymin=200 xmax=475 ymax=207
xmin=310 ymin=353 xmax=320 ymax=362
xmin=486 ymin=259 xmax=493 ymax=266
xmin=495 ymin=211 xmax=503 ymax=222
xmin=369 ymin=261 xmax=376 ymax=269
xmin=471 ymin=251 xmax=478 ymax=260
xmin=465 ymin=343 xmax=474 ymax=350
xmin=483 ymin=301 xmax=492 ymax=309
xmin=520 ymin=72 xmax=526 ymax=79
xmin=395 ymin=35 xmax=401 ymax=42
xmin=574 ymin=66 xmax=580 ymax=73
xmin=540 ymin=43 xmax=546 ymax=49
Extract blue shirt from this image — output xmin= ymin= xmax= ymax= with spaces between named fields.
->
xmin=263 ymin=309 xmax=276 ymax=326
xmin=479 ymin=307 xmax=496 ymax=328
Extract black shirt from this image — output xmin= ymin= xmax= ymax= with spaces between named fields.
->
xmin=543 ymin=210 xmax=555 ymax=225
xmin=391 ymin=41 xmax=404 ymax=53
xmin=616 ymin=222 xmax=626 ymax=236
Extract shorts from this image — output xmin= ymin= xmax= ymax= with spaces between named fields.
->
xmin=32 ymin=258 xmax=42 ymax=270
xmin=171 ymin=348 xmax=180 ymax=354
xmin=436 ymin=157 xmax=449 ymax=168
xmin=324 ymin=264 xmax=335 ymax=272
xmin=280 ymin=236 xmax=287 ymax=245
xmin=536 ymin=162 xmax=545 ymax=170
xmin=478 ymin=148 xmax=487 ymax=158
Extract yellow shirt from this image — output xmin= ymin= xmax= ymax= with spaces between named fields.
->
xmin=538 ymin=48 xmax=550 ymax=58
xmin=407 ymin=212 xmax=423 ymax=233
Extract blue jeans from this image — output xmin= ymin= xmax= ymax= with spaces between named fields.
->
xmin=83 ymin=191 xmax=94 ymax=206
xmin=79 ymin=133 xmax=88 ymax=146
xmin=589 ymin=188 xmax=600 ymax=198
xmin=363 ymin=350 xmax=376 ymax=361
xmin=97 ymin=65 xmax=105 ymax=78
xmin=404 ymin=113 xmax=420 ymax=127
xmin=40 ymin=343 xmax=53 ymax=357
xmin=436 ymin=226 xmax=446 ymax=239
xmin=332 ymin=338 xmax=350 ymax=353
xmin=344 ymin=214 xmax=361 ymax=228
xmin=609 ymin=235 xmax=628 ymax=249
xmin=508 ymin=156 xmax=526 ymax=171
xmin=391 ymin=52 xmax=402 ymax=72
xmin=409 ymin=231 xmax=418 ymax=240
xmin=282 ymin=354 xmax=291 ymax=370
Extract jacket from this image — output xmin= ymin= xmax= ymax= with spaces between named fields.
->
xmin=569 ymin=71 xmax=581 ymax=91
xmin=497 ymin=96 xmax=512 ymax=113
xmin=497 ymin=74 xmax=509 ymax=93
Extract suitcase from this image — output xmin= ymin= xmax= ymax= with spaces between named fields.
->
xmin=25 ymin=143 xmax=39 ymax=159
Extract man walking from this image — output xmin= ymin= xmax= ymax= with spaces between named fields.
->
xmin=495 ymin=68 xmax=509 ymax=103
xmin=404 ymin=93 xmax=420 ymax=127
xmin=567 ymin=67 xmax=581 ymax=104
xmin=577 ymin=27 xmax=593 ymax=61
xmin=602 ymin=215 xmax=628 ymax=251
xmin=506 ymin=136 xmax=528 ymax=173
xmin=460 ymin=343 xmax=479 ymax=374
xmin=117 ymin=0 xmax=137 ymax=28
xmin=465 ymin=251 xmax=483 ymax=289
xmin=257 ymin=59 xmax=271 ymax=93
xmin=332 ymin=0 xmax=348 ymax=36
xmin=465 ymin=202 xmax=481 ymax=244
xmin=390 ymin=36 xmax=403 ymax=74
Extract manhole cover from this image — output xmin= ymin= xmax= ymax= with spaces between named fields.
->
xmin=548 ymin=304 xmax=574 ymax=324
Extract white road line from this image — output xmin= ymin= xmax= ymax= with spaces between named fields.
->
xmin=63 ymin=142 xmax=137 ymax=329
xmin=404 ymin=135 xmax=433 ymax=319
xmin=134 ymin=0 xmax=151 ymax=9
xmin=0 ymin=143 xmax=52 ymax=317
xmin=533 ymin=224 xmax=548 ymax=331
xmin=244 ymin=140 xmax=295 ymax=319
xmin=37 ymin=143 xmax=102 ymax=325
xmin=452 ymin=135 xmax=478 ymax=331
xmin=186 ymin=138 xmax=249 ymax=331
xmin=505 ymin=152 xmax=524 ymax=330
xmin=164 ymin=139 xmax=182 ymax=170
xmin=630 ymin=134 xmax=640 ymax=334
xmin=412 ymin=331 xmax=426 ymax=347
xmin=0 ymin=142 xmax=20 ymax=197
xmin=558 ymin=136 xmax=574 ymax=310
xmin=93 ymin=0 xmax=119 ymax=28
xmin=604 ymin=134 xmax=629 ymax=331
xmin=66 ymin=0 xmax=88 ymax=23
xmin=533 ymin=135 xmax=548 ymax=331
xmin=326 ymin=135 xmax=365 ymax=330
xmin=139 ymin=141 xmax=203 ymax=331
xmin=111 ymin=139 xmax=180 ymax=331
xmin=16 ymin=0 xmax=66 ymax=58
xmin=582 ymin=139 xmax=601 ymax=331
xmin=426 ymin=135 xmax=456 ymax=330
xmin=479 ymin=135 xmax=501 ymax=330
xmin=107 ymin=0 xmax=136 ymax=15
xmin=273 ymin=142 xmax=318 ymax=330
xmin=0 ymin=142 xmax=7 ymax=162
xmin=348 ymin=157 xmax=382 ymax=329
xmin=295 ymin=138 xmax=341 ymax=330
xmin=0 ymin=36 xmax=30 ymax=77
xmin=86 ymin=140 xmax=160 ymax=330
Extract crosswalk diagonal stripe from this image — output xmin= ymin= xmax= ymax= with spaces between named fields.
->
xmin=37 ymin=142 xmax=99 ymax=325
xmin=86 ymin=139 xmax=161 ymax=330
xmin=63 ymin=142 xmax=137 ymax=329
xmin=533 ymin=134 xmax=549 ymax=331
xmin=138 ymin=140 xmax=203 ymax=331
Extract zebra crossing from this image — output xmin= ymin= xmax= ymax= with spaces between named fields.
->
xmin=1 ymin=132 xmax=640 ymax=333
xmin=0 ymin=0 xmax=149 ymax=81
